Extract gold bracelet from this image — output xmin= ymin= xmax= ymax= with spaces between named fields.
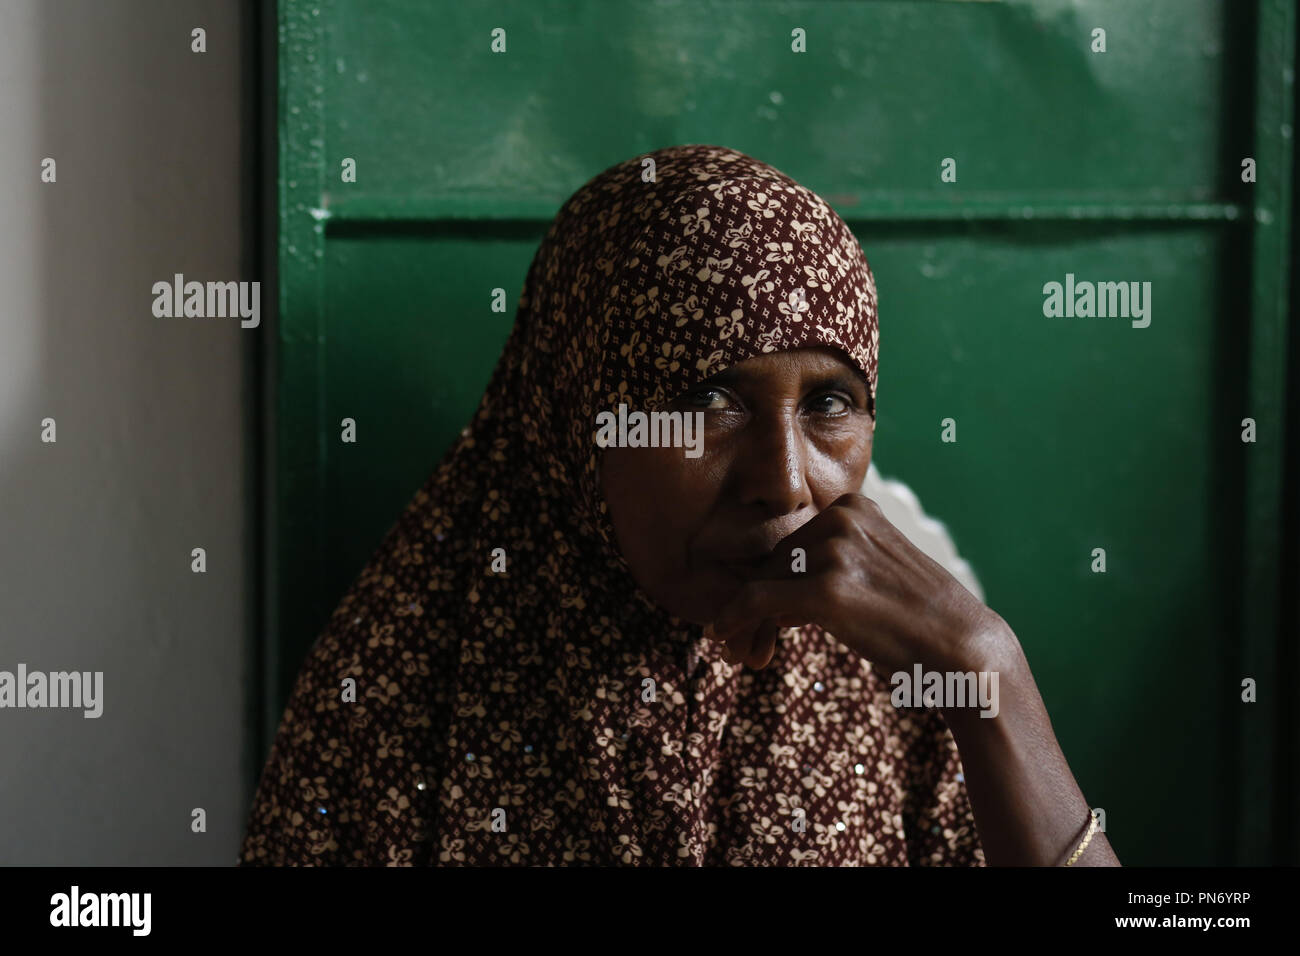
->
xmin=1064 ymin=811 xmax=1099 ymax=866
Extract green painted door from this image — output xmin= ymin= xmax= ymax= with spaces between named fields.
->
xmin=269 ymin=0 xmax=1296 ymax=866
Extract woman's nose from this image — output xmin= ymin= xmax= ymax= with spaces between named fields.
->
xmin=732 ymin=413 xmax=812 ymax=517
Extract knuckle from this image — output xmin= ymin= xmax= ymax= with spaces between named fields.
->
xmin=822 ymin=536 xmax=852 ymax=565
xmin=853 ymin=493 xmax=882 ymax=516
xmin=823 ymin=505 xmax=856 ymax=533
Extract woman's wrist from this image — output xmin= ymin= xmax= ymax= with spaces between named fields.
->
xmin=945 ymin=613 xmax=1023 ymax=678
xmin=939 ymin=619 xmax=1033 ymax=734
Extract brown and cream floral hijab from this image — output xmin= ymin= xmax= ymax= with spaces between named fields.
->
xmin=240 ymin=144 xmax=984 ymax=866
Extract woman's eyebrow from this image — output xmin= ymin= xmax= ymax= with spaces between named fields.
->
xmin=696 ymin=367 xmax=746 ymax=388
xmin=805 ymin=372 xmax=869 ymax=397
xmin=692 ymin=367 xmax=868 ymax=395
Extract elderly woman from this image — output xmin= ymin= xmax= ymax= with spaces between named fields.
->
xmin=240 ymin=144 xmax=1118 ymax=867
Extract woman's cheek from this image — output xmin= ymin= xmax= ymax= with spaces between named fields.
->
xmin=810 ymin=435 xmax=870 ymax=495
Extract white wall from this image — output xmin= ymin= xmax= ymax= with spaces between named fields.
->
xmin=0 ymin=0 xmax=253 ymax=864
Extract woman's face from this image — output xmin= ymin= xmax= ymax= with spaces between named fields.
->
xmin=599 ymin=346 xmax=874 ymax=624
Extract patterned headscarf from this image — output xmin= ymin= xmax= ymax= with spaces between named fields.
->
xmin=240 ymin=145 xmax=983 ymax=866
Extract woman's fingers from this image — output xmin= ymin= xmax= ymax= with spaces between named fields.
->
xmin=705 ymin=581 xmax=809 ymax=669
xmin=724 ymin=628 xmax=753 ymax=666
xmin=705 ymin=620 xmax=779 ymax=669
xmin=747 ymin=623 xmax=779 ymax=669
xmin=709 ymin=620 xmax=783 ymax=670
xmin=711 ymin=578 xmax=816 ymax=647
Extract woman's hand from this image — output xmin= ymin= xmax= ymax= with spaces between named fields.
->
xmin=705 ymin=492 xmax=1012 ymax=675
xmin=703 ymin=492 xmax=1122 ymax=866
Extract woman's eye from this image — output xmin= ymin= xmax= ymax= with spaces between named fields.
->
xmin=686 ymin=387 xmax=732 ymax=410
xmin=808 ymin=393 xmax=850 ymax=415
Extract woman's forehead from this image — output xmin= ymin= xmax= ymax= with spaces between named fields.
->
xmin=742 ymin=344 xmax=857 ymax=368
xmin=700 ymin=346 xmax=862 ymax=379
